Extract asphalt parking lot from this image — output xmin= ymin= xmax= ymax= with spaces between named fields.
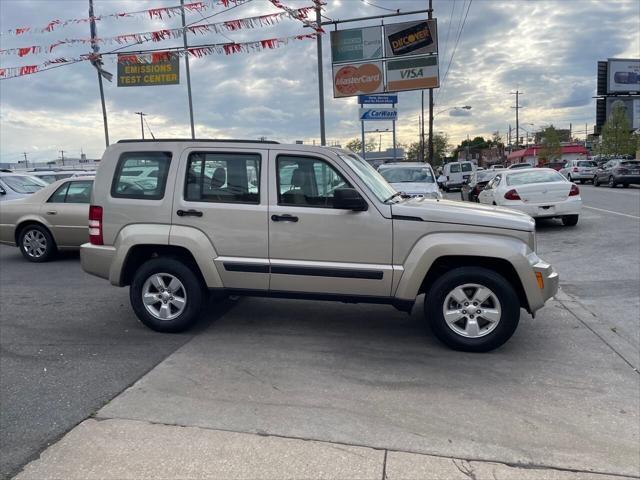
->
xmin=1 ymin=185 xmax=639 ymax=479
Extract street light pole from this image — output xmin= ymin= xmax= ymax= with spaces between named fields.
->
xmin=427 ymin=0 xmax=434 ymax=163
xmin=316 ymin=4 xmax=326 ymax=146
xmin=180 ymin=0 xmax=196 ymax=139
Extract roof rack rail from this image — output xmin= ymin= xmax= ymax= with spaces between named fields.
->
xmin=116 ymin=138 xmax=280 ymax=144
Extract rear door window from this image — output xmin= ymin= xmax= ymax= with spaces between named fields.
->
xmin=185 ymin=152 xmax=261 ymax=204
xmin=449 ymin=164 xmax=460 ymax=173
xmin=461 ymin=162 xmax=473 ymax=172
xmin=111 ymin=152 xmax=171 ymax=199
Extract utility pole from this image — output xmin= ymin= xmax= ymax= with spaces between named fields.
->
xmin=511 ymin=90 xmax=522 ymax=148
xmin=89 ymin=0 xmax=109 ymax=148
xmin=180 ymin=0 xmax=195 ymax=139
xmin=420 ymin=93 xmax=425 ymax=161
xmin=316 ymin=4 xmax=326 ymax=146
xmin=59 ymin=150 xmax=66 ymax=166
xmin=427 ymin=0 xmax=434 ymax=163
xmin=135 ymin=112 xmax=146 ymax=139
xmin=23 ymin=152 xmax=28 ymax=169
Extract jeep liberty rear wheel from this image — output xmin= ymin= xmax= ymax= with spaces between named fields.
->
xmin=130 ymin=258 xmax=203 ymax=333
xmin=425 ymin=267 xmax=520 ymax=352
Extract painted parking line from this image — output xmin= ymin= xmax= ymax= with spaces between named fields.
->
xmin=583 ymin=205 xmax=640 ymax=219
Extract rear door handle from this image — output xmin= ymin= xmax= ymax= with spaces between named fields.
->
xmin=46 ymin=211 xmax=57 ymax=215
xmin=271 ymin=214 xmax=298 ymax=223
xmin=176 ymin=209 xmax=203 ymax=217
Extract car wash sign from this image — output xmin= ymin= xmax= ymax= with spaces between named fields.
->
xmin=359 ymin=108 xmax=398 ymax=121
xmin=117 ymin=51 xmax=180 ymax=87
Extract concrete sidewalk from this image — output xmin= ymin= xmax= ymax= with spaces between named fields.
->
xmin=12 ymin=295 xmax=640 ymax=479
xmin=14 ymin=418 xmax=634 ymax=480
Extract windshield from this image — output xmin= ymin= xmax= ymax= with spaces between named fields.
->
xmin=2 ymin=175 xmax=47 ymax=193
xmin=379 ymin=166 xmax=434 ymax=183
xmin=477 ymin=171 xmax=498 ymax=182
xmin=506 ymin=170 xmax=564 ymax=186
xmin=339 ymin=153 xmax=397 ymax=202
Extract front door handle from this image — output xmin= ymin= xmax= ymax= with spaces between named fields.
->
xmin=176 ymin=209 xmax=203 ymax=217
xmin=46 ymin=210 xmax=57 ymax=215
xmin=271 ymin=214 xmax=298 ymax=223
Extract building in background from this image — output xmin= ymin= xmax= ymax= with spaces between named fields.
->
xmin=506 ymin=144 xmax=589 ymax=166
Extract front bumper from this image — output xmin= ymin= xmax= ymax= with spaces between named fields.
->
xmin=529 ymin=258 xmax=559 ymax=312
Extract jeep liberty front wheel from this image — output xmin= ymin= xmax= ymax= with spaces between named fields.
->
xmin=425 ymin=267 xmax=520 ymax=352
xmin=130 ymin=258 xmax=203 ymax=332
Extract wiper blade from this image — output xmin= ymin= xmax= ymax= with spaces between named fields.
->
xmin=383 ymin=191 xmax=403 ymax=203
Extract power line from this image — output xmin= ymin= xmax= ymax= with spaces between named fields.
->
xmin=0 ymin=0 xmax=253 ymax=80
xmin=143 ymin=116 xmax=156 ymax=139
xmin=438 ymin=0 xmax=456 ymax=78
xmin=437 ymin=0 xmax=472 ymax=102
xmin=360 ymin=0 xmax=399 ymax=13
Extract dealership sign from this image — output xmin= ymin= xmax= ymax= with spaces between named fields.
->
xmin=607 ymin=58 xmax=640 ymax=93
xmin=384 ymin=20 xmax=437 ymax=57
xmin=386 ymin=55 xmax=439 ymax=92
xmin=333 ymin=62 xmax=383 ymax=97
xmin=330 ymin=26 xmax=383 ymax=63
xmin=358 ymin=94 xmax=398 ymax=104
xmin=359 ymin=108 xmax=398 ymax=121
xmin=117 ymin=52 xmax=180 ymax=87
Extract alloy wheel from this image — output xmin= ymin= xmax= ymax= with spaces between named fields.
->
xmin=141 ymin=273 xmax=187 ymax=320
xmin=22 ymin=229 xmax=47 ymax=258
xmin=442 ymin=283 xmax=502 ymax=338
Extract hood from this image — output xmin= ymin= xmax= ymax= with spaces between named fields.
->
xmin=389 ymin=182 xmax=439 ymax=195
xmin=392 ymin=197 xmax=535 ymax=232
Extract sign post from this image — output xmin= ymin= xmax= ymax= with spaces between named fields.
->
xmin=358 ymin=95 xmax=398 ymax=162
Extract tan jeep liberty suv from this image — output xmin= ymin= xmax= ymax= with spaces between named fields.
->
xmin=81 ymin=139 xmax=558 ymax=352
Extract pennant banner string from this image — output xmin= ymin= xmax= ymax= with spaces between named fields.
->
xmin=1 ymin=0 xmax=250 ymax=36
xmin=0 ymin=7 xmax=313 ymax=57
xmin=0 ymin=33 xmax=319 ymax=80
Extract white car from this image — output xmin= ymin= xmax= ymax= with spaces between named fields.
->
xmin=559 ymin=159 xmax=597 ymax=184
xmin=478 ymin=168 xmax=581 ymax=226
xmin=377 ymin=162 xmax=442 ymax=199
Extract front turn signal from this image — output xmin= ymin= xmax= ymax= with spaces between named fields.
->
xmin=535 ymin=272 xmax=544 ymax=289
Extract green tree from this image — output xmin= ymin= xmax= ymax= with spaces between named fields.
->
xmin=345 ymin=138 xmax=377 ymax=153
xmin=405 ymin=142 xmax=421 ymax=162
xmin=538 ymin=125 xmax=562 ymax=162
xmin=405 ymin=133 xmax=449 ymax=165
xmin=599 ymin=103 xmax=636 ymax=156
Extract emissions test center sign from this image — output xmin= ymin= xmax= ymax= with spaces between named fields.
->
xmin=117 ymin=52 xmax=180 ymax=87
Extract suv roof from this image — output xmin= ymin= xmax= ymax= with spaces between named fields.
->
xmin=116 ymin=139 xmax=280 ymax=145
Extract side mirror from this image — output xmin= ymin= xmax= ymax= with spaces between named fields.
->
xmin=333 ymin=188 xmax=368 ymax=211
xmin=0 ymin=186 xmax=5 ymax=195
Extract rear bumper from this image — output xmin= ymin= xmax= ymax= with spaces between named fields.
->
xmin=80 ymin=243 xmax=115 ymax=281
xmin=569 ymin=172 xmax=595 ymax=180
xmin=504 ymin=199 xmax=582 ymax=218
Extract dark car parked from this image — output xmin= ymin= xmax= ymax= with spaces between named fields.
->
xmin=460 ymin=169 xmax=503 ymax=202
xmin=593 ymin=159 xmax=640 ymax=188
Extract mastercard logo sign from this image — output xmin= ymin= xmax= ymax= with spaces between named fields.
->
xmin=334 ymin=63 xmax=383 ymax=96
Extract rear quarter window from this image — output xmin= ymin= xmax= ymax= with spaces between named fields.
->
xmin=111 ymin=152 xmax=171 ymax=200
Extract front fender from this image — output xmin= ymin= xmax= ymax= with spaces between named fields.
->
xmin=394 ymin=232 xmax=536 ymax=303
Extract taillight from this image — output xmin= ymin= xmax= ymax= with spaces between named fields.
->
xmin=88 ymin=205 xmax=103 ymax=245
xmin=569 ymin=184 xmax=580 ymax=196
xmin=504 ymin=189 xmax=521 ymax=200
xmin=572 ymin=167 xmax=579 ymax=172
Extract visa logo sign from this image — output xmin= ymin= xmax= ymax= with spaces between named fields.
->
xmin=400 ymin=68 xmax=424 ymax=79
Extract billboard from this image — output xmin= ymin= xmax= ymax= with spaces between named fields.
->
xmin=332 ymin=62 xmax=383 ymax=98
xmin=606 ymin=97 xmax=640 ymax=129
xmin=330 ymin=26 xmax=383 ymax=63
xmin=607 ymin=58 xmax=640 ymax=93
xmin=386 ymin=55 xmax=439 ymax=92
xmin=117 ymin=52 xmax=180 ymax=87
xmin=384 ymin=20 xmax=437 ymax=57
xmin=359 ymin=108 xmax=397 ymax=121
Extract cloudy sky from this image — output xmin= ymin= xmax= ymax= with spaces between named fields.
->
xmin=0 ymin=0 xmax=638 ymax=163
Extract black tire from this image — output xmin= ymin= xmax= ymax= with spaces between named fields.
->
xmin=608 ymin=176 xmax=616 ymax=188
xmin=424 ymin=267 xmax=521 ymax=352
xmin=567 ymin=174 xmax=572 ymax=182
xmin=130 ymin=257 xmax=204 ymax=333
xmin=561 ymin=214 xmax=579 ymax=226
xmin=579 ymin=180 xmax=585 ymax=184
xmin=622 ymin=183 xmax=629 ymax=188
xmin=18 ymin=224 xmax=56 ymax=262
xmin=593 ymin=176 xmax=600 ymax=186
